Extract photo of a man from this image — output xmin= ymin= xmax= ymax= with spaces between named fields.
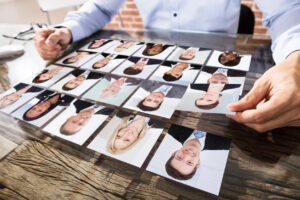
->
xmin=43 ymin=99 xmax=113 ymax=145
xmin=80 ymin=39 xmax=118 ymax=52
xmin=51 ymin=70 xmax=104 ymax=96
xmin=83 ymin=75 xmax=141 ymax=106
xmin=149 ymin=61 xmax=201 ymax=86
xmin=104 ymin=40 xmax=144 ymax=56
xmin=133 ymin=43 xmax=176 ymax=60
xmin=56 ymin=51 xmax=97 ymax=67
xmin=112 ymin=57 xmax=161 ymax=79
xmin=167 ymin=46 xmax=211 ymax=65
xmin=88 ymin=111 xmax=165 ymax=167
xmin=124 ymin=81 xmax=187 ymax=118
xmin=0 ymin=83 xmax=44 ymax=114
xmin=176 ymin=83 xmax=241 ymax=114
xmin=206 ymin=50 xmax=251 ymax=71
xmin=147 ymin=124 xmax=231 ymax=195
xmin=11 ymin=90 xmax=74 ymax=127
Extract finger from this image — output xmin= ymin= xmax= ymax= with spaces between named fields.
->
xmin=228 ymin=78 xmax=270 ymax=112
xmin=38 ymin=49 xmax=61 ymax=60
xmin=227 ymin=93 xmax=288 ymax=124
xmin=45 ymin=31 xmax=63 ymax=49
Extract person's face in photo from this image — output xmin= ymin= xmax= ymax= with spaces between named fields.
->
xmin=195 ymin=84 xmax=224 ymax=109
xmin=93 ymin=57 xmax=112 ymax=69
xmin=219 ymin=51 xmax=241 ymax=66
xmin=99 ymin=78 xmax=126 ymax=99
xmin=114 ymin=41 xmax=135 ymax=52
xmin=163 ymin=63 xmax=188 ymax=81
xmin=142 ymin=91 xmax=164 ymax=109
xmin=208 ymin=73 xmax=229 ymax=84
xmin=179 ymin=49 xmax=197 ymax=60
xmin=0 ymin=93 xmax=22 ymax=108
xmin=123 ymin=61 xmax=146 ymax=75
xmin=170 ymin=138 xmax=201 ymax=176
xmin=25 ymin=94 xmax=60 ymax=119
xmin=146 ymin=44 xmax=163 ymax=56
xmin=113 ymin=116 xmax=146 ymax=150
xmin=63 ymin=75 xmax=86 ymax=90
xmin=89 ymin=40 xmax=105 ymax=49
xmin=60 ymin=107 xmax=95 ymax=135
xmin=33 ymin=66 xmax=63 ymax=83
xmin=65 ymin=52 xmax=90 ymax=64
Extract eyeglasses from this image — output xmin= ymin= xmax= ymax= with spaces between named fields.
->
xmin=2 ymin=23 xmax=48 ymax=41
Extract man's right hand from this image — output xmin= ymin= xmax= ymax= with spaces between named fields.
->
xmin=33 ymin=28 xmax=72 ymax=60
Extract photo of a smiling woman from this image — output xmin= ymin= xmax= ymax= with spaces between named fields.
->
xmin=32 ymin=66 xmax=63 ymax=84
xmin=106 ymin=115 xmax=147 ymax=155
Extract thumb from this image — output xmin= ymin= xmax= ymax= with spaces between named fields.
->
xmin=45 ymin=31 xmax=62 ymax=49
xmin=228 ymin=78 xmax=269 ymax=112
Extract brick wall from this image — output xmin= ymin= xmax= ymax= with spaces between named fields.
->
xmin=105 ymin=0 xmax=269 ymax=36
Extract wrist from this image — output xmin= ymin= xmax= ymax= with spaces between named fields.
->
xmin=286 ymin=50 xmax=300 ymax=65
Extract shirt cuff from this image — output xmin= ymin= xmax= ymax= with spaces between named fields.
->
xmin=58 ymin=20 xmax=85 ymax=42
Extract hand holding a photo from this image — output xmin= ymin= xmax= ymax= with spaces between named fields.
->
xmin=34 ymin=28 xmax=72 ymax=60
xmin=227 ymin=51 xmax=300 ymax=132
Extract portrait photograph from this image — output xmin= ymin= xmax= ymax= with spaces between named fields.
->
xmin=83 ymin=75 xmax=141 ymax=106
xmin=11 ymin=90 xmax=74 ymax=127
xmin=56 ymin=50 xmax=97 ymax=67
xmin=206 ymin=50 xmax=252 ymax=71
xmin=104 ymin=40 xmax=144 ymax=56
xmin=0 ymin=83 xmax=44 ymax=114
xmin=80 ymin=53 xmax=128 ymax=73
xmin=195 ymin=67 xmax=246 ymax=95
xmin=43 ymin=99 xmax=114 ymax=145
xmin=29 ymin=65 xmax=73 ymax=88
xmin=146 ymin=124 xmax=231 ymax=195
xmin=50 ymin=69 xmax=104 ymax=96
xmin=167 ymin=46 xmax=211 ymax=65
xmin=176 ymin=83 xmax=241 ymax=114
xmin=88 ymin=111 xmax=166 ymax=167
xmin=123 ymin=81 xmax=187 ymax=119
xmin=111 ymin=57 xmax=162 ymax=79
xmin=133 ymin=43 xmax=176 ymax=60
xmin=149 ymin=61 xmax=202 ymax=86
xmin=79 ymin=39 xmax=118 ymax=52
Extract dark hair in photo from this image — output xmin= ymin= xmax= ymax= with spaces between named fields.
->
xmin=123 ymin=67 xmax=142 ymax=75
xmin=88 ymin=40 xmax=111 ymax=49
xmin=194 ymin=99 xmax=219 ymax=110
xmin=62 ymin=83 xmax=73 ymax=91
xmin=162 ymin=73 xmax=182 ymax=82
xmin=22 ymin=94 xmax=61 ymax=121
xmin=137 ymin=99 xmax=162 ymax=111
xmin=142 ymin=44 xmax=171 ymax=56
xmin=32 ymin=70 xmax=49 ymax=84
xmin=62 ymin=57 xmax=76 ymax=64
xmin=165 ymin=156 xmax=197 ymax=180
xmin=218 ymin=53 xmax=242 ymax=66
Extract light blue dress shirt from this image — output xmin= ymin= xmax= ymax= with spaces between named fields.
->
xmin=62 ymin=0 xmax=300 ymax=63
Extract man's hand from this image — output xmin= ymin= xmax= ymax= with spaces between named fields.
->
xmin=33 ymin=27 xmax=72 ymax=60
xmin=227 ymin=51 xmax=300 ymax=132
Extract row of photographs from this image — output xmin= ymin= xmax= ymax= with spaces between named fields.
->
xmin=0 ymin=87 xmax=230 ymax=195
xmin=1 ymin=67 xmax=242 ymax=119
xmin=55 ymin=39 xmax=252 ymax=72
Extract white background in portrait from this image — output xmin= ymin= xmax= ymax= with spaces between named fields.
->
xmin=11 ymin=97 xmax=67 ymax=127
xmin=50 ymin=73 xmax=102 ymax=96
xmin=133 ymin=44 xmax=176 ymax=60
xmin=111 ymin=59 xmax=160 ymax=79
xmin=176 ymin=85 xmax=240 ymax=114
xmin=146 ymin=133 xmax=229 ymax=196
xmin=56 ymin=51 xmax=97 ymax=67
xmin=104 ymin=41 xmax=144 ymax=56
xmin=206 ymin=50 xmax=252 ymax=71
xmin=0 ymin=85 xmax=44 ymax=114
xmin=123 ymin=86 xmax=183 ymax=119
xmin=43 ymin=103 xmax=110 ymax=145
xmin=88 ymin=114 xmax=164 ymax=167
xmin=195 ymin=71 xmax=246 ymax=95
xmin=149 ymin=64 xmax=200 ymax=86
xmin=29 ymin=65 xmax=73 ymax=88
xmin=79 ymin=39 xmax=119 ymax=52
xmin=167 ymin=47 xmax=211 ymax=65
xmin=83 ymin=76 xmax=140 ymax=106
xmin=80 ymin=54 xmax=126 ymax=73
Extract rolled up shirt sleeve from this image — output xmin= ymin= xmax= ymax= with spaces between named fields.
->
xmin=60 ymin=0 xmax=127 ymax=42
xmin=255 ymin=0 xmax=300 ymax=63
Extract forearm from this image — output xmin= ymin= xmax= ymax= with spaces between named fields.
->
xmin=61 ymin=0 xmax=127 ymax=42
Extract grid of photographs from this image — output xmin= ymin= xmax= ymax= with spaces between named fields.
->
xmin=0 ymin=38 xmax=252 ymax=196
